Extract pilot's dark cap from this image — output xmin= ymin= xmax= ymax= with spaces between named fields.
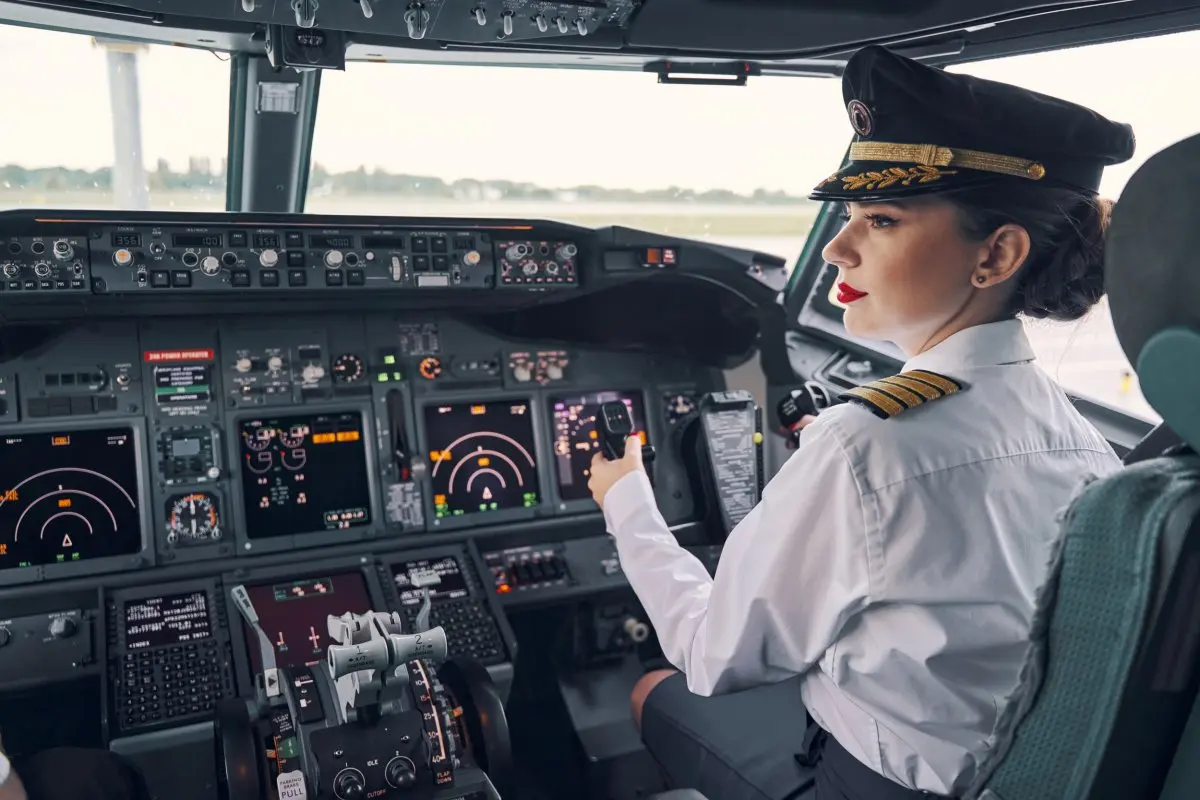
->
xmin=810 ymin=45 xmax=1135 ymax=201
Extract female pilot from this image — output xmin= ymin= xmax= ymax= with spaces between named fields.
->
xmin=587 ymin=45 xmax=1135 ymax=800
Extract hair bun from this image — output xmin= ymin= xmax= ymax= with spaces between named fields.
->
xmin=1015 ymin=196 xmax=1112 ymax=323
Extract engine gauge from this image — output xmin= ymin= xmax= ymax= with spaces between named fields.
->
xmin=419 ymin=357 xmax=442 ymax=380
xmin=332 ymin=353 xmax=364 ymax=383
xmin=166 ymin=492 xmax=221 ymax=545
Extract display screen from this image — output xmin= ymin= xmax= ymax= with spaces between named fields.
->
xmin=242 ymin=572 xmax=373 ymax=672
xmin=154 ymin=364 xmax=211 ymax=405
xmin=423 ymin=400 xmax=540 ymax=519
xmin=549 ymin=390 xmax=648 ymax=501
xmin=238 ymin=411 xmax=371 ymax=539
xmin=124 ymin=590 xmax=212 ymax=650
xmin=310 ymin=234 xmax=353 ymax=249
xmin=172 ymin=233 xmax=222 ymax=248
xmin=0 ymin=427 xmax=142 ymax=571
xmin=391 ymin=557 xmax=470 ymax=605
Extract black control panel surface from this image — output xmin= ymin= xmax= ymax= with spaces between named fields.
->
xmin=377 ymin=544 xmax=515 ymax=667
xmin=106 ymin=578 xmax=235 ymax=736
xmin=0 ymin=216 xmax=580 ymax=296
xmin=481 ymin=537 xmax=722 ymax=608
xmin=0 ymin=315 xmax=711 ymax=586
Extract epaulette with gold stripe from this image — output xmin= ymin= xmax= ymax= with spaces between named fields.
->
xmin=837 ymin=369 xmax=966 ymax=420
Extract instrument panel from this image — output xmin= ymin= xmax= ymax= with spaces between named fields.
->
xmin=0 ymin=314 xmax=712 ymax=584
xmin=0 ymin=211 xmax=774 ymax=776
xmin=0 ymin=217 xmax=581 ymax=296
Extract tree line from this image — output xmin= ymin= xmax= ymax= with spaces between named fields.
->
xmin=0 ymin=162 xmax=811 ymax=205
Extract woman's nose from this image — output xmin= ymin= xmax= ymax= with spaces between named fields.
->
xmin=821 ymin=226 xmax=855 ymax=269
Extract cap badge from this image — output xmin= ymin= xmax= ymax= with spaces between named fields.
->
xmin=847 ymin=99 xmax=874 ymax=138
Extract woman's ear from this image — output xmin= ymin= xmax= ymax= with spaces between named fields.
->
xmin=972 ymin=224 xmax=1030 ymax=287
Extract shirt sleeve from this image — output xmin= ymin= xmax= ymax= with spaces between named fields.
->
xmin=601 ymin=415 xmax=872 ymax=696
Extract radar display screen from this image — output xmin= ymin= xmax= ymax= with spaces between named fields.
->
xmin=238 ymin=411 xmax=371 ymax=539
xmin=124 ymin=590 xmax=212 ymax=650
xmin=0 ymin=428 xmax=142 ymax=571
xmin=549 ymin=390 xmax=648 ymax=501
xmin=392 ymin=557 xmax=470 ymax=605
xmin=423 ymin=400 xmax=540 ymax=519
xmin=242 ymin=572 xmax=373 ymax=672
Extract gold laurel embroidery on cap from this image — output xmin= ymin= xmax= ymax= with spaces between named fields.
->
xmin=849 ymin=142 xmax=1046 ymax=181
xmin=838 ymin=370 xmax=966 ymax=419
xmin=841 ymin=165 xmax=959 ymax=191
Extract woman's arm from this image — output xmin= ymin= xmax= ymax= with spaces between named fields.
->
xmin=598 ymin=416 xmax=873 ymax=695
xmin=0 ymin=733 xmax=29 ymax=800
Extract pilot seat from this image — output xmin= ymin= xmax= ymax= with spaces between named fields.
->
xmin=959 ymin=131 xmax=1200 ymax=799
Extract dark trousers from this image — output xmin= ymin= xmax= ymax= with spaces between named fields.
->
xmin=12 ymin=748 xmax=150 ymax=800
xmin=641 ymin=673 xmax=951 ymax=800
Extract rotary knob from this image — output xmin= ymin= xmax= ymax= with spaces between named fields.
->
xmin=259 ymin=249 xmax=279 ymax=268
xmin=33 ymin=261 xmax=52 ymax=278
xmin=49 ymin=617 xmax=77 ymax=639
xmin=2 ymin=263 xmax=18 ymax=279
xmin=324 ymin=250 xmax=344 ymax=269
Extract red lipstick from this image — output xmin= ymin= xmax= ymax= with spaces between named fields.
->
xmin=837 ymin=282 xmax=868 ymax=304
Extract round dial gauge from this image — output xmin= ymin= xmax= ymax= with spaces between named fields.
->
xmin=166 ymin=492 xmax=220 ymax=543
xmin=332 ymin=353 xmax=364 ymax=383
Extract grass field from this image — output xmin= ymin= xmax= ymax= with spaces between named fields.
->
xmin=0 ymin=190 xmax=821 ymax=238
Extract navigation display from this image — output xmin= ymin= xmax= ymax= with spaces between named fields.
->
xmin=242 ymin=572 xmax=373 ymax=672
xmin=124 ymin=590 xmax=212 ymax=650
xmin=423 ymin=400 xmax=540 ymax=519
xmin=392 ymin=557 xmax=470 ymax=605
xmin=0 ymin=427 xmax=142 ymax=571
xmin=549 ymin=390 xmax=648 ymax=501
xmin=238 ymin=411 xmax=371 ymax=539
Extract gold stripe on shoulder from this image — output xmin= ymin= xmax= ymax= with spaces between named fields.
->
xmin=903 ymin=369 xmax=964 ymax=395
xmin=871 ymin=379 xmax=924 ymax=408
xmin=837 ymin=369 xmax=966 ymax=420
xmin=840 ymin=385 xmax=907 ymax=419
xmin=879 ymin=375 xmax=942 ymax=401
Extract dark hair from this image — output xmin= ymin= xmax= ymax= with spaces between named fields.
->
xmin=943 ymin=182 xmax=1113 ymax=323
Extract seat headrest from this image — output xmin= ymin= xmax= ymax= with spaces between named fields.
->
xmin=1106 ymin=133 xmax=1200 ymax=451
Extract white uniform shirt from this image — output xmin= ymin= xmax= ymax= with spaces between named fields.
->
xmin=601 ymin=319 xmax=1123 ymax=795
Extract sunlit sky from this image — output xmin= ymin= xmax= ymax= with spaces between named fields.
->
xmin=1 ymin=23 xmax=1199 ymax=196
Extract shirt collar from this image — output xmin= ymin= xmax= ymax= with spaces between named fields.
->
xmin=902 ymin=319 xmax=1036 ymax=375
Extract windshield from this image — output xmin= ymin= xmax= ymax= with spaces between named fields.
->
xmin=0 ymin=24 xmax=229 ymax=210
xmin=305 ymin=63 xmax=846 ymax=260
xmin=3 ymin=20 xmax=1196 ymax=424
